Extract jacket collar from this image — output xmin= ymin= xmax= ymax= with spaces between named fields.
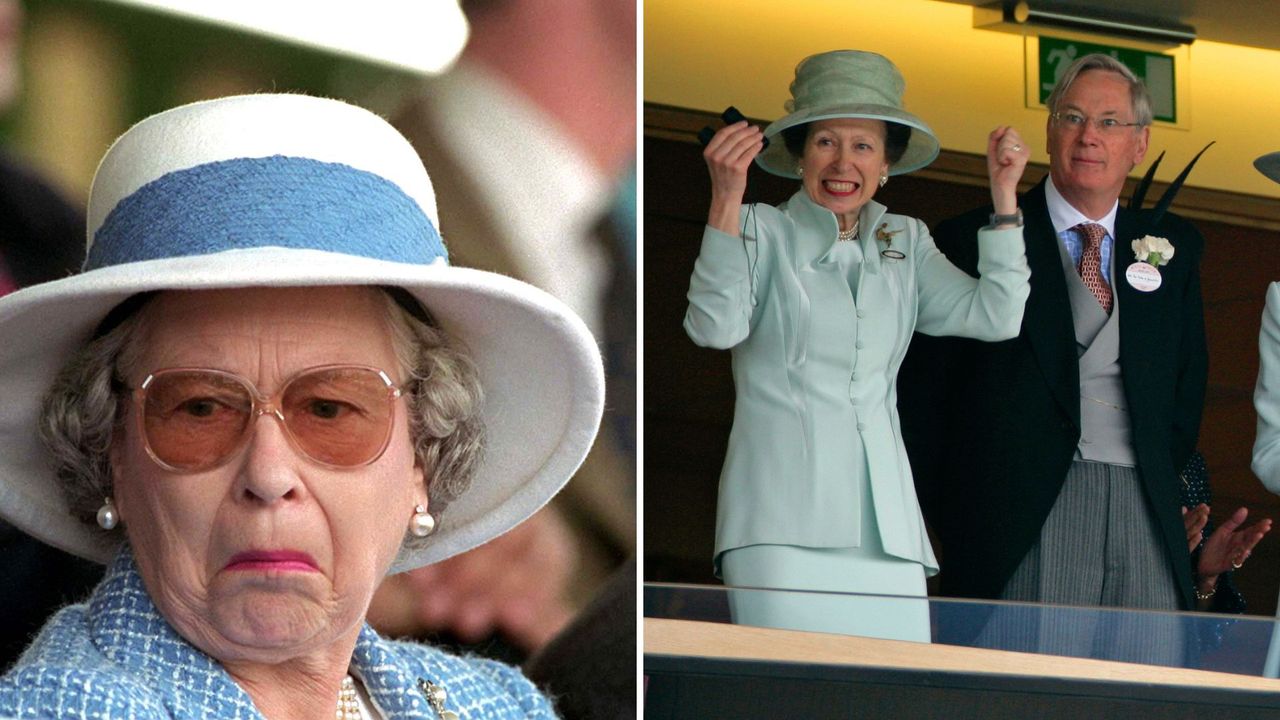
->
xmin=353 ymin=625 xmax=462 ymax=718
xmin=1022 ymin=178 xmax=1081 ymax=427
xmin=783 ymin=189 xmax=889 ymax=274
xmin=88 ymin=549 xmax=265 ymax=719
xmin=86 ymin=548 xmax=459 ymax=720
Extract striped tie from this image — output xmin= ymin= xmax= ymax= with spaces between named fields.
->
xmin=1074 ymin=223 xmax=1112 ymax=313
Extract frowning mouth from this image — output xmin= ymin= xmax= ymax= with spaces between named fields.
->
xmin=225 ymin=550 xmax=318 ymax=572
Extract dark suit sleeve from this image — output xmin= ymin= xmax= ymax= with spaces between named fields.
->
xmin=0 ymin=153 xmax=86 ymax=286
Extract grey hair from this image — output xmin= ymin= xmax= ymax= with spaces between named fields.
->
xmin=39 ymin=311 xmax=144 ymax=526
xmin=1046 ymin=52 xmax=1153 ymax=128
xmin=39 ymin=289 xmax=486 ymax=551
xmin=379 ymin=292 xmax=485 ymax=552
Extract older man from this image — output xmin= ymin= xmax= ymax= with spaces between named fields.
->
xmin=899 ymin=53 xmax=1207 ymax=612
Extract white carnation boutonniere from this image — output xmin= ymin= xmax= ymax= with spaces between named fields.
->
xmin=1131 ymin=235 xmax=1175 ymax=267
xmin=1125 ymin=235 xmax=1174 ymax=292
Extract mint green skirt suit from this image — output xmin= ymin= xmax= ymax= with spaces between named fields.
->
xmin=684 ymin=190 xmax=1029 ymax=639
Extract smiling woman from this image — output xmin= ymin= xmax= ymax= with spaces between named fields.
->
xmin=0 ymin=94 xmax=603 ymax=719
xmin=791 ymin=118 xmax=898 ymax=232
xmin=686 ymin=49 xmax=1032 ymax=642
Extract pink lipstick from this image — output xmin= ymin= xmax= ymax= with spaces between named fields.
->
xmin=225 ymin=550 xmax=318 ymax=572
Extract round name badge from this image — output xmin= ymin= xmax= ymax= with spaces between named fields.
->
xmin=1125 ymin=262 xmax=1162 ymax=292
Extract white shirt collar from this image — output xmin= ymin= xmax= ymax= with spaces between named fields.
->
xmin=420 ymin=61 xmax=611 ymax=334
xmin=1045 ymin=174 xmax=1118 ymax=239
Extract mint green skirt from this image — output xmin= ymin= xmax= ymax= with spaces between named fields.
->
xmin=720 ymin=474 xmax=931 ymax=643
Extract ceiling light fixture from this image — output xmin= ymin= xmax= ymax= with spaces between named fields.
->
xmin=975 ymin=1 xmax=1196 ymax=47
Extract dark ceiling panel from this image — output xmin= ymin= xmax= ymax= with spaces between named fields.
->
xmin=933 ymin=0 xmax=1280 ymax=51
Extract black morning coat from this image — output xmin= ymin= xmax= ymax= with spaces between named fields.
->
xmin=898 ymin=178 xmax=1207 ymax=610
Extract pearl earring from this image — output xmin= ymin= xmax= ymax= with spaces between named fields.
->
xmin=879 ymin=174 xmax=888 ymax=188
xmin=96 ymin=498 xmax=118 ymax=530
xmin=796 ymin=166 xmax=804 ymax=177
xmin=410 ymin=504 xmax=435 ymax=537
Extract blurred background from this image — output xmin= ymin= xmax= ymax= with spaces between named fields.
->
xmin=3 ymin=0 xmax=636 ymax=694
xmin=4 ymin=0 xmax=441 ymax=204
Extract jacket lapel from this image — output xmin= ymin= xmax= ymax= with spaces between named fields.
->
xmin=1022 ymin=180 xmax=1080 ymax=427
xmin=90 ymin=550 xmax=265 ymax=719
xmin=1116 ymin=208 xmax=1156 ymax=404
xmin=786 ymin=190 xmax=840 ymax=268
xmin=353 ymin=625 xmax=458 ymax=719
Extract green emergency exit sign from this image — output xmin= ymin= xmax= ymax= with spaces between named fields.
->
xmin=1039 ymin=36 xmax=1176 ymax=123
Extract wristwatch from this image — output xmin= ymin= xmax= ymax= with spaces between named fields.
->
xmin=989 ymin=208 xmax=1024 ymax=228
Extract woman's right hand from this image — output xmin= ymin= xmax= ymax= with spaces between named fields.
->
xmin=986 ymin=125 xmax=1029 ymax=217
xmin=705 ymin=121 xmax=764 ymax=235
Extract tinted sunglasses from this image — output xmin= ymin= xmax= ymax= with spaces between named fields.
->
xmin=133 ymin=364 xmax=404 ymax=473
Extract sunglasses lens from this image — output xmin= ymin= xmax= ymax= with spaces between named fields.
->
xmin=141 ymin=367 xmax=397 ymax=471
xmin=280 ymin=367 xmax=397 ymax=467
xmin=143 ymin=371 xmax=253 ymax=471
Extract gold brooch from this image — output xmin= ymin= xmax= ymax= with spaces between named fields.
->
xmin=418 ymin=678 xmax=460 ymax=720
xmin=876 ymin=223 xmax=905 ymax=260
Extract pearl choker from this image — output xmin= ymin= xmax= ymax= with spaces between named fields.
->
xmin=837 ymin=221 xmax=859 ymax=242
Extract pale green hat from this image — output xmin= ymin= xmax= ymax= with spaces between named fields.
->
xmin=756 ymin=50 xmax=940 ymax=179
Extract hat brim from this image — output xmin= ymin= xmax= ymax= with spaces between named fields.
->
xmin=1255 ymin=152 xmax=1280 ymax=184
xmin=755 ymin=103 xmax=941 ymax=179
xmin=0 ymin=246 xmax=603 ymax=575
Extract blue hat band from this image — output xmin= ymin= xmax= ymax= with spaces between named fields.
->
xmin=87 ymin=156 xmax=446 ymax=271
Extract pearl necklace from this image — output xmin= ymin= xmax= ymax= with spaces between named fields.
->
xmin=336 ymin=676 xmax=361 ymax=720
xmin=837 ymin=220 xmax=859 ymax=242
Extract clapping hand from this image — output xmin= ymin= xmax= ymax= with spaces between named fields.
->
xmin=1182 ymin=503 xmax=1210 ymax=552
xmin=1187 ymin=505 xmax=1272 ymax=592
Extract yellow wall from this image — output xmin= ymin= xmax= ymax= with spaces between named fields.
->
xmin=645 ymin=0 xmax=1280 ymax=198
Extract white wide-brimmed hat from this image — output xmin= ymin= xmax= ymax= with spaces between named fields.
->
xmin=755 ymin=50 xmax=940 ymax=179
xmin=0 ymin=94 xmax=604 ymax=574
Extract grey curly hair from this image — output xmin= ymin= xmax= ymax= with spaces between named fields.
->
xmin=38 ymin=289 xmax=485 ymax=553
xmin=1046 ymin=52 xmax=1154 ymax=128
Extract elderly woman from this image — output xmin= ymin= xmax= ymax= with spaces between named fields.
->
xmin=0 ymin=95 xmax=603 ymax=718
xmin=686 ymin=50 xmax=1030 ymax=641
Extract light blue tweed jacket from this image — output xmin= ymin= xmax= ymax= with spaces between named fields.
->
xmin=0 ymin=549 xmax=557 ymax=719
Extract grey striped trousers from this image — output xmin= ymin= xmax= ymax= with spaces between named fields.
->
xmin=980 ymin=461 xmax=1186 ymax=665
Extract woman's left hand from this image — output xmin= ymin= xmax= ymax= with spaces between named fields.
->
xmin=1197 ymin=506 xmax=1273 ymax=584
xmin=1182 ymin=504 xmax=1209 ymax=552
xmin=986 ymin=126 xmax=1030 ymax=216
